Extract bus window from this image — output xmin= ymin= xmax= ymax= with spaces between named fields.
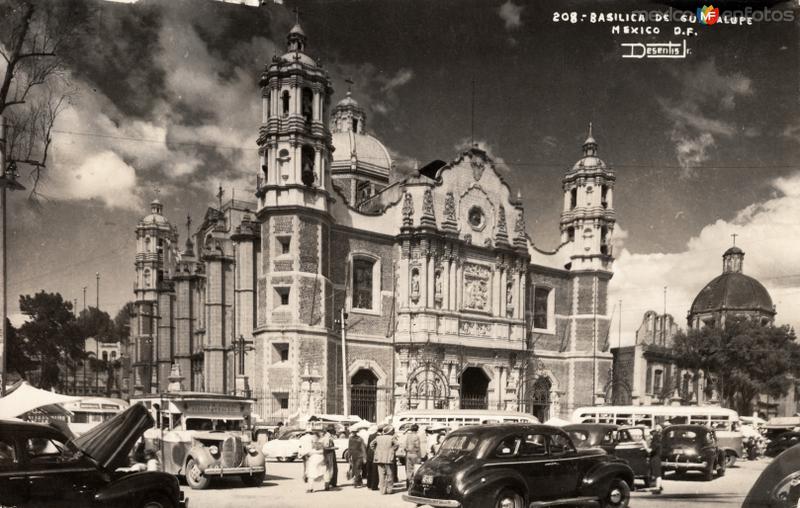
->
xmin=690 ymin=415 xmax=709 ymax=425
xmin=668 ymin=416 xmax=688 ymax=425
xmin=616 ymin=414 xmax=633 ymax=426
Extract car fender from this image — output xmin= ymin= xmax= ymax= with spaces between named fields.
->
xmin=245 ymin=449 xmax=266 ymax=468
xmin=187 ymin=445 xmax=215 ymax=473
xmin=579 ymin=461 xmax=634 ymax=497
xmin=721 ymin=446 xmax=739 ymax=458
xmin=94 ymin=471 xmax=180 ymax=505
xmin=461 ymin=467 xmax=529 ymax=504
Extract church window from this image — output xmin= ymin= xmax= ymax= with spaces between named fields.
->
xmin=102 ymin=351 xmax=108 ymax=362
xmin=468 ymin=206 xmax=485 ymax=230
xmin=356 ymin=181 xmax=372 ymax=203
xmin=532 ymin=286 xmax=551 ymax=330
xmin=272 ymin=343 xmax=289 ymax=363
xmin=601 ymin=185 xmax=609 ymax=208
xmin=111 ymin=351 xmax=117 ymax=360
xmin=278 ymin=149 xmax=291 ymax=180
xmin=281 ymin=91 xmax=290 ymax=117
xmin=352 ymin=118 xmax=359 ymax=132
xmin=277 ymin=236 xmax=291 ymax=255
xmin=600 ymin=226 xmax=609 ymax=255
xmin=352 ymin=258 xmax=375 ymax=310
xmin=301 ymin=145 xmax=316 ymax=187
xmin=570 ymin=188 xmax=577 ymax=209
xmin=567 ymin=227 xmax=575 ymax=242
xmin=275 ymin=287 xmax=290 ymax=307
xmin=266 ymin=91 xmax=271 ymax=118
xmin=653 ymin=369 xmax=664 ymax=394
xmin=143 ymin=269 xmax=151 ymax=288
xmin=301 ymin=88 xmax=313 ymax=124
xmin=144 ymin=236 xmax=151 ymax=251
xmin=274 ymin=393 xmax=289 ymax=410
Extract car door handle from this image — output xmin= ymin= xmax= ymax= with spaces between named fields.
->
xmin=8 ymin=476 xmax=29 ymax=481
xmin=544 ymin=462 xmax=560 ymax=466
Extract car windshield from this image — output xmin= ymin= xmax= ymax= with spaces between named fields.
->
xmin=568 ymin=431 xmax=590 ymax=446
xmin=185 ymin=418 xmax=243 ymax=431
xmin=665 ymin=429 xmax=699 ymax=441
xmin=439 ymin=434 xmax=478 ymax=455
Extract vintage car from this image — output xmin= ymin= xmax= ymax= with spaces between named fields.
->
xmin=563 ymin=423 xmax=618 ymax=454
xmin=262 ymin=428 xmax=350 ymax=462
xmin=765 ymin=431 xmax=800 ymax=458
xmin=563 ymin=423 xmax=652 ymax=488
xmin=133 ymin=392 xmax=265 ymax=490
xmin=743 ymin=439 xmax=800 ymax=507
xmin=403 ymin=423 xmax=634 ymax=508
xmin=660 ymin=424 xmax=726 ymax=481
xmin=0 ymin=403 xmax=186 ymax=508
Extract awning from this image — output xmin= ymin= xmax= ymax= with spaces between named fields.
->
xmin=0 ymin=381 xmax=82 ymax=419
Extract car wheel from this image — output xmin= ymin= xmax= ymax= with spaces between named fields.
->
xmin=286 ymin=456 xmax=296 ymax=462
xmin=725 ymin=452 xmax=737 ymax=468
xmin=185 ymin=457 xmax=211 ymax=490
xmin=140 ymin=493 xmax=175 ymax=508
xmin=494 ymin=488 xmax=524 ymax=508
xmin=602 ymin=479 xmax=630 ymax=508
xmin=241 ymin=472 xmax=266 ymax=487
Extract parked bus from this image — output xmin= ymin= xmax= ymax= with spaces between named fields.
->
xmin=392 ymin=409 xmax=538 ymax=431
xmin=62 ymin=397 xmax=129 ymax=436
xmin=571 ymin=405 xmax=743 ymax=466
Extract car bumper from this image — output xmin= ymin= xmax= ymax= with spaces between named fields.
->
xmin=178 ymin=490 xmax=188 ymax=508
xmin=402 ymin=493 xmax=461 ymax=507
xmin=203 ymin=465 xmax=266 ymax=476
xmin=662 ymin=461 xmax=708 ymax=470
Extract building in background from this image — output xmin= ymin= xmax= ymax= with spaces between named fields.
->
xmin=129 ymin=22 xmax=618 ymax=423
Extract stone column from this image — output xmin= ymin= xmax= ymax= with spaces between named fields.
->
xmin=516 ymin=269 xmax=525 ymax=320
xmin=156 ymin=292 xmax=174 ymax=393
xmin=499 ymin=266 xmax=507 ymax=317
xmin=427 ymin=255 xmax=435 ymax=308
xmin=455 ymin=261 xmax=463 ymax=311
xmin=420 ymin=243 xmax=429 ymax=308
xmin=492 ymin=265 xmax=501 ymax=316
xmin=442 ymin=257 xmax=451 ymax=311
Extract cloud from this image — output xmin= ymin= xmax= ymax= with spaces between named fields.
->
xmin=55 ymin=151 xmax=140 ymax=209
xmin=610 ymin=170 xmax=800 ymax=346
xmin=329 ymin=63 xmax=414 ymax=119
xmin=453 ymin=138 xmax=511 ymax=174
xmin=659 ymin=60 xmax=754 ymax=178
xmin=498 ymin=1 xmax=524 ymax=30
xmin=783 ymin=122 xmax=800 ymax=143
xmin=381 ymin=69 xmax=414 ymax=92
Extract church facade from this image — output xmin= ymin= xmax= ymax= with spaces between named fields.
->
xmin=129 ymin=23 xmax=617 ymax=423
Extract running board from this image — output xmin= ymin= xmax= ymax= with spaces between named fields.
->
xmin=529 ymin=497 xmax=600 ymax=508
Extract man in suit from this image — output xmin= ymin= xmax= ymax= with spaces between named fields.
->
xmin=403 ymin=424 xmax=422 ymax=489
xmin=370 ymin=425 xmax=398 ymax=494
xmin=347 ymin=429 xmax=367 ymax=487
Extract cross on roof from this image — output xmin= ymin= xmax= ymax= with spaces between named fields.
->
xmin=186 ymin=214 xmax=192 ymax=235
xmin=345 ymin=78 xmax=354 ymax=93
xmin=293 ymin=6 xmax=300 ymax=24
xmin=217 ymin=185 xmax=224 ymax=210
xmin=731 ymin=233 xmax=738 ymax=246
xmin=153 ymin=185 xmax=160 ymax=200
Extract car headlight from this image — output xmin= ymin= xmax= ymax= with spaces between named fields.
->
xmin=209 ymin=445 xmax=219 ymax=455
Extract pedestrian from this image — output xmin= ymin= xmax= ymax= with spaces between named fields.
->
xmin=366 ymin=426 xmax=380 ymax=490
xmin=303 ymin=432 xmax=327 ymax=493
xmin=298 ymin=430 xmax=315 ymax=485
xmin=403 ymin=424 xmax=422 ymax=489
xmin=648 ymin=424 xmax=664 ymax=494
xmin=321 ymin=425 xmax=339 ymax=489
xmin=347 ymin=429 xmax=367 ymax=488
xmin=370 ymin=425 xmax=398 ymax=495
xmin=429 ymin=432 xmax=446 ymax=457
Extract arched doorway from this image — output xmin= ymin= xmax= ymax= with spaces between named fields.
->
xmin=460 ymin=367 xmax=489 ymax=409
xmin=350 ymin=369 xmax=378 ymax=422
xmin=530 ymin=377 xmax=552 ymax=422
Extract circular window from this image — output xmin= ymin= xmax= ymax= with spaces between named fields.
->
xmin=468 ymin=206 xmax=485 ymax=230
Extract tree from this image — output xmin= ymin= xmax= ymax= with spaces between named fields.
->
xmin=112 ymin=301 xmax=135 ymax=344
xmin=17 ymin=291 xmax=82 ymax=389
xmin=672 ymin=318 xmax=800 ymax=415
xmin=0 ymin=0 xmax=90 ymax=195
xmin=5 ymin=317 xmax=34 ymax=378
xmin=77 ymin=306 xmax=114 ymax=342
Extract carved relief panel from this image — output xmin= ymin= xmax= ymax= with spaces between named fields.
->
xmin=462 ymin=262 xmax=491 ymax=312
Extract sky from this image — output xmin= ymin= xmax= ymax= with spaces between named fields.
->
xmin=3 ymin=0 xmax=799 ymax=345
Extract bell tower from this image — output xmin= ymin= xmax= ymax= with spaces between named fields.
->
xmin=256 ymin=21 xmax=334 ymax=211
xmin=560 ymin=123 xmax=616 ymax=271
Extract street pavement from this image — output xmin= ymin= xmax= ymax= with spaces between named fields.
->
xmin=181 ymin=457 xmax=769 ymax=507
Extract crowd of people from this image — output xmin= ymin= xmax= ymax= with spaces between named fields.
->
xmin=293 ymin=422 xmax=448 ymax=495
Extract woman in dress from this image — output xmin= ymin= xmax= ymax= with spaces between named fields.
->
xmin=321 ymin=426 xmax=339 ymax=489
xmin=366 ymin=426 xmax=381 ymax=490
xmin=304 ymin=432 xmax=327 ymax=493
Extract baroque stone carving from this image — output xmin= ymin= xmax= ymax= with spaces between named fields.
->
xmin=410 ymin=268 xmax=420 ymax=303
xmin=444 ymin=192 xmax=456 ymax=223
xmin=471 ymin=156 xmax=486 ymax=181
xmin=462 ymin=263 xmax=490 ymax=311
xmin=402 ymin=192 xmax=414 ymax=226
xmin=459 ymin=320 xmax=492 ymax=337
xmin=496 ymin=205 xmax=509 ymax=244
xmin=421 ymin=188 xmax=435 ymax=227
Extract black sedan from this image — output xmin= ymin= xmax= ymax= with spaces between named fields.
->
xmin=0 ymin=403 xmax=186 ymax=507
xmin=661 ymin=424 xmax=726 ymax=481
xmin=563 ymin=423 xmax=618 ymax=454
xmin=402 ymin=423 xmax=633 ymax=508
xmin=743 ymin=439 xmax=800 ymax=507
xmin=765 ymin=432 xmax=800 ymax=458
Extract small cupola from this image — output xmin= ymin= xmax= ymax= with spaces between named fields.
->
xmin=287 ymin=23 xmax=307 ymax=53
xmin=722 ymin=245 xmax=744 ymax=274
xmin=582 ymin=122 xmax=598 ymax=157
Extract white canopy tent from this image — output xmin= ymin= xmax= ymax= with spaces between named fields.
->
xmin=0 ymin=381 xmax=81 ymax=419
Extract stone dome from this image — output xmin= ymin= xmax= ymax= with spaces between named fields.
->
xmin=331 ymin=131 xmax=393 ymax=174
xmin=138 ymin=199 xmax=172 ymax=229
xmin=690 ymin=272 xmax=775 ymax=316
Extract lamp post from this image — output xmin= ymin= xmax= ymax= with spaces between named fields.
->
xmin=0 ymin=118 xmax=25 ymax=395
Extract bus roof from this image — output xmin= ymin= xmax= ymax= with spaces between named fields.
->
xmin=395 ymin=409 xmax=536 ymax=418
xmin=572 ymin=406 xmax=739 ymax=417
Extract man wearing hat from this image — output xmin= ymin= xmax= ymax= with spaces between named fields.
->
xmin=370 ymin=425 xmax=398 ymax=494
xmin=322 ymin=425 xmax=339 ymax=489
xmin=347 ymin=428 xmax=367 ymax=487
